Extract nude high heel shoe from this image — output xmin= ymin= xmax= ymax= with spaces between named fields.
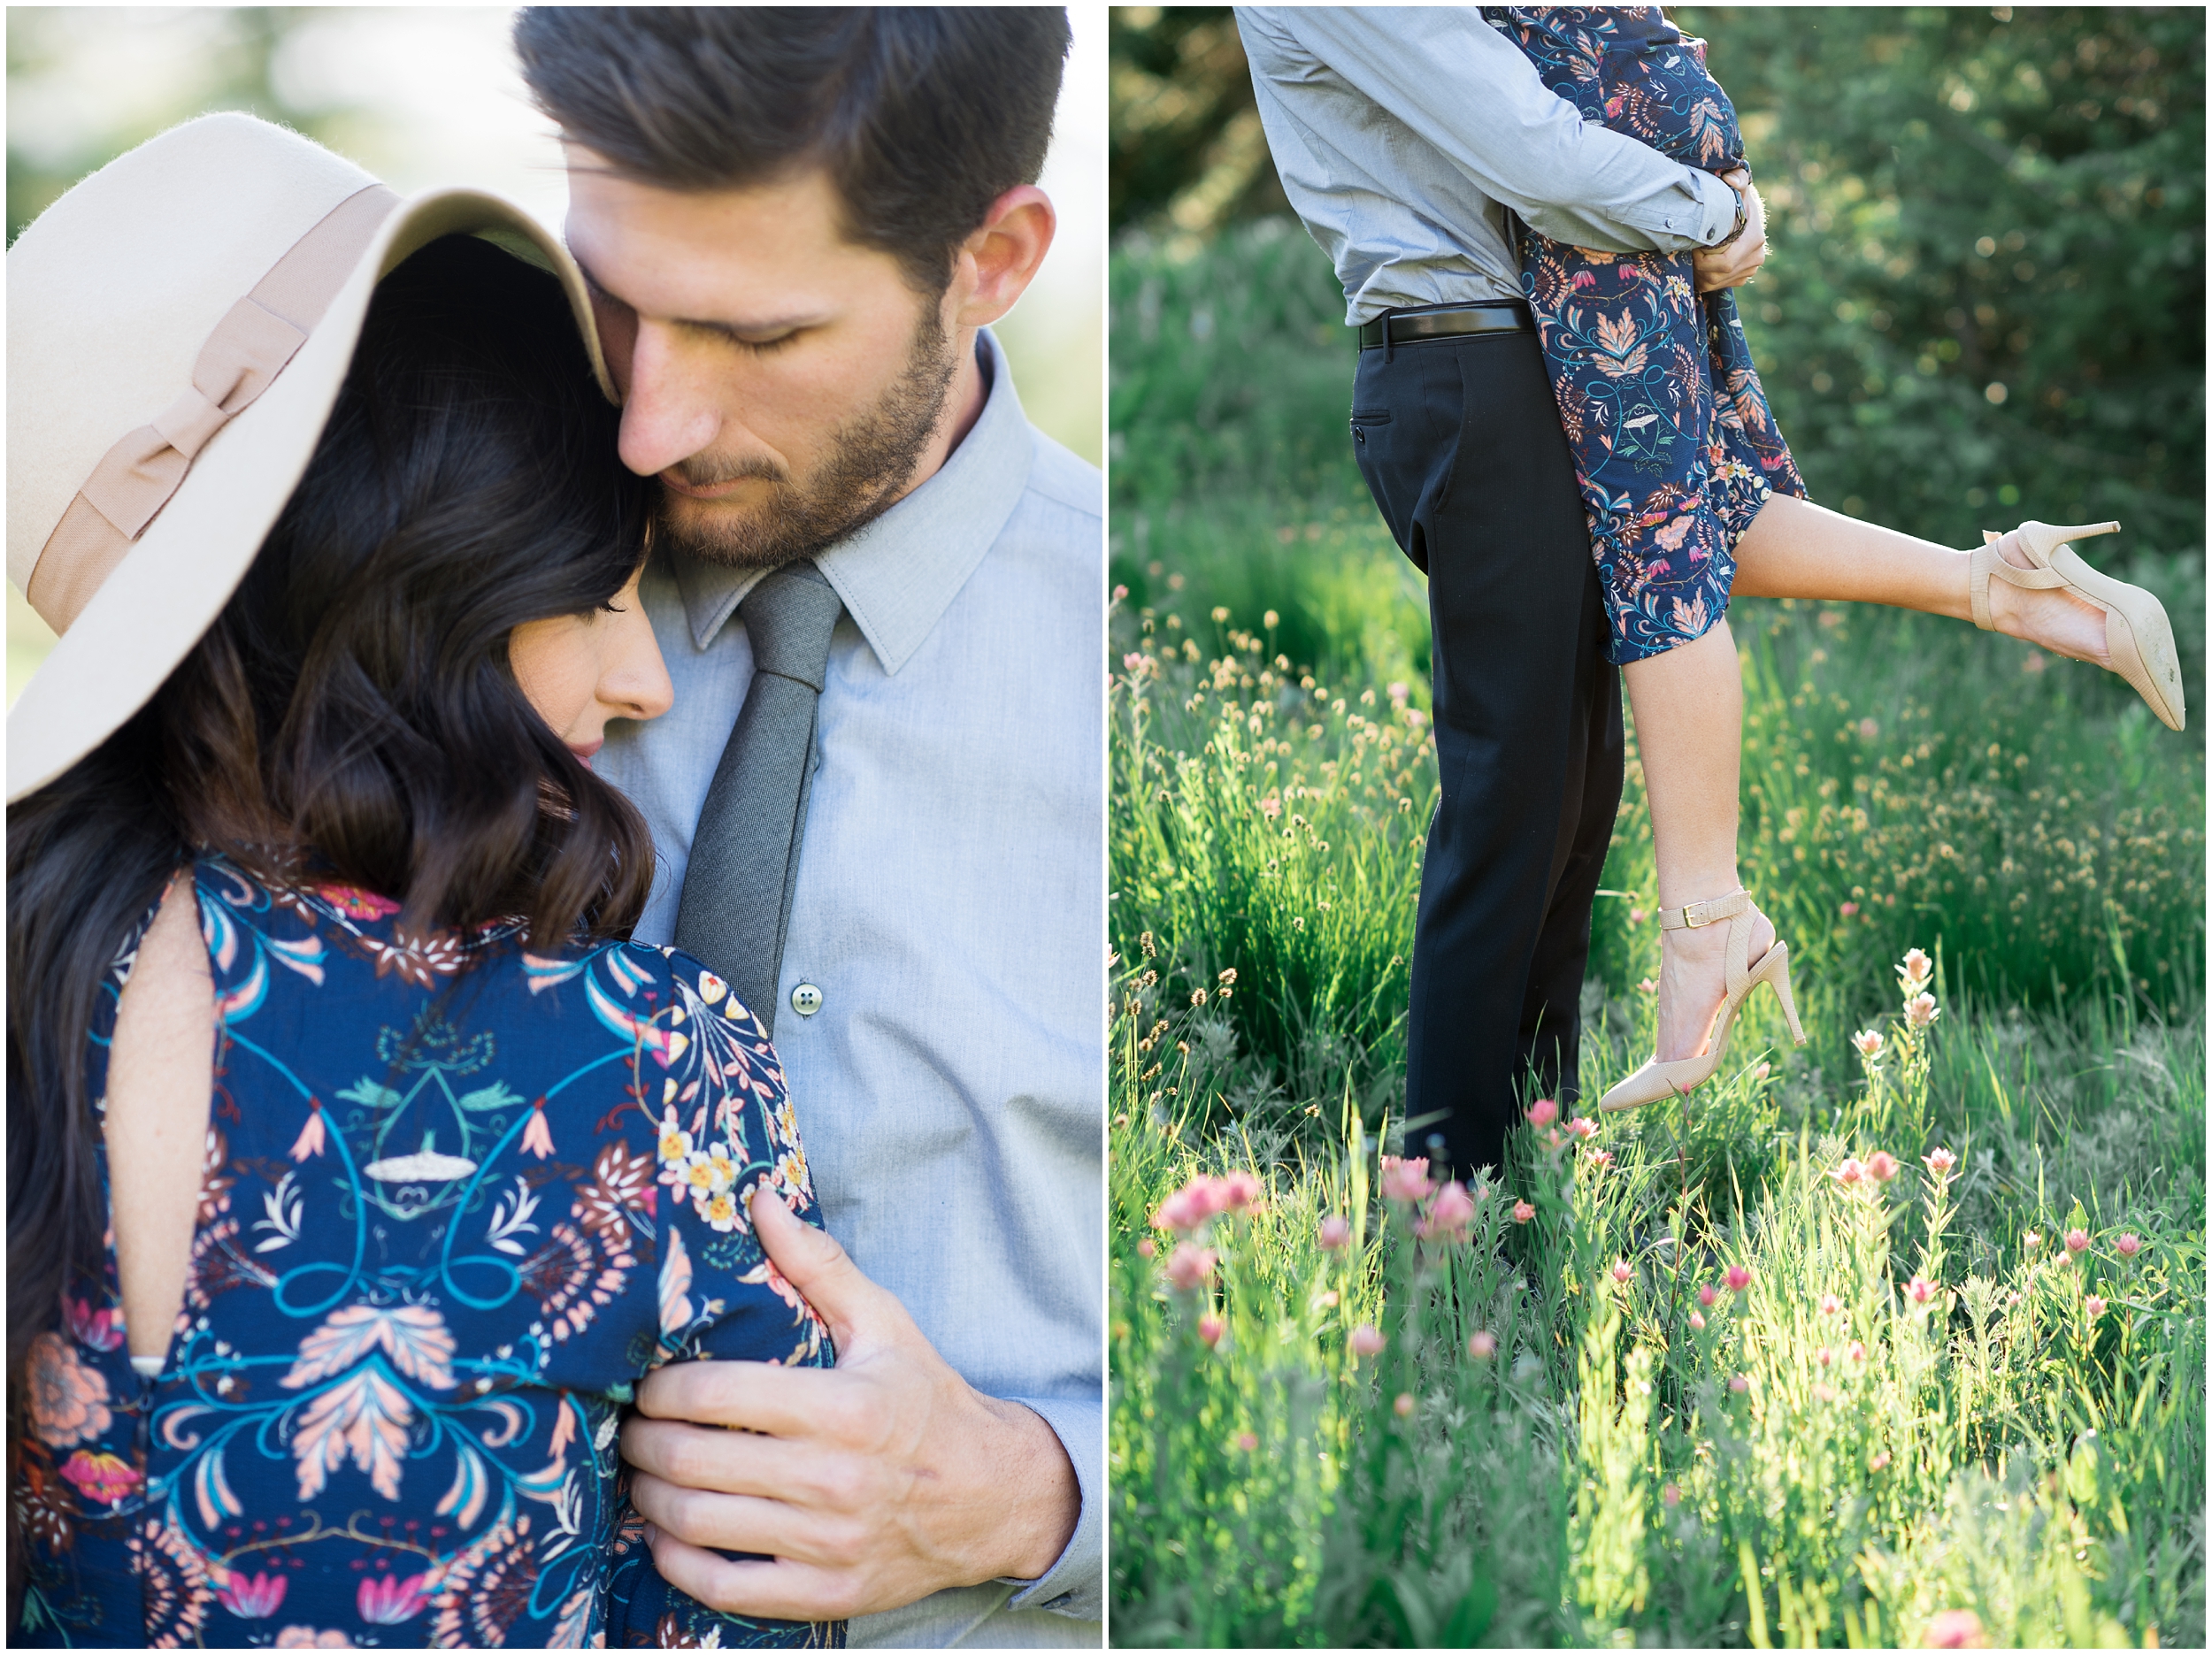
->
xmin=1974 ymin=520 xmax=2185 ymax=732
xmin=1597 ymin=889 xmax=1807 ymax=1113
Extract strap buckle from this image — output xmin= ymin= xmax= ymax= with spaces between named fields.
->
xmin=1680 ymin=900 xmax=1717 ymax=929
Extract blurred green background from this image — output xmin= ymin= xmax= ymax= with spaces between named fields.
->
xmin=6 ymin=4 xmax=1104 ymax=704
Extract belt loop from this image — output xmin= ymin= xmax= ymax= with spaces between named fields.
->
xmin=1382 ymin=308 xmax=1396 ymax=365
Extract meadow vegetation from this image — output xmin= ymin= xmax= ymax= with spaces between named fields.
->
xmin=1106 ymin=25 xmax=2204 ymax=1631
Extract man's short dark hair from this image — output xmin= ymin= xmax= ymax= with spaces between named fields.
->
xmin=515 ymin=7 xmax=1070 ymax=294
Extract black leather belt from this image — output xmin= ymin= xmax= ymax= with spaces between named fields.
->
xmin=1357 ymin=301 xmax=1532 ymax=349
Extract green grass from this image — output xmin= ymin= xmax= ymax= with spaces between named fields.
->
xmin=1108 ymin=225 xmax=2204 ymax=1646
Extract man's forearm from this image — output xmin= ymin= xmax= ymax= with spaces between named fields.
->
xmin=1260 ymin=7 xmax=1738 ymax=254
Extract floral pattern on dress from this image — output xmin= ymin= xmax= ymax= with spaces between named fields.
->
xmin=14 ymin=854 xmax=841 ymax=1650
xmin=1486 ymin=6 xmax=1809 ymax=665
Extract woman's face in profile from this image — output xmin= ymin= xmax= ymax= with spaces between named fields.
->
xmin=509 ymin=564 xmax=674 ymax=768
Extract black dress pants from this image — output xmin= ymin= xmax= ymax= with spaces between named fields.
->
xmin=1349 ymin=328 xmax=1624 ymax=1181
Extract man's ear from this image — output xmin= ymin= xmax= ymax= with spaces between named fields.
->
xmin=949 ymin=186 xmax=1056 ymax=331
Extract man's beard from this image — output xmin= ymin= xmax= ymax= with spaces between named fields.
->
xmin=655 ymin=304 xmax=959 ymax=570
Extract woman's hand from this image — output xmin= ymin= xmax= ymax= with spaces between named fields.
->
xmin=1693 ymin=167 xmax=1769 ymax=294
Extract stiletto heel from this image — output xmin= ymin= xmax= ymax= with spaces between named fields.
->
xmin=1597 ymin=890 xmax=1801 ymax=1113
xmin=1756 ymin=940 xmax=1807 ymax=1047
xmin=1972 ymin=519 xmax=2185 ymax=732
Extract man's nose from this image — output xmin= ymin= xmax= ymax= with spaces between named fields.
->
xmin=617 ymin=324 xmax=722 ymax=480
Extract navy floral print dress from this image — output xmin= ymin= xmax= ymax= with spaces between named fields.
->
xmin=15 ymin=854 xmax=841 ymax=1649
xmin=1486 ymin=7 xmax=1809 ymax=666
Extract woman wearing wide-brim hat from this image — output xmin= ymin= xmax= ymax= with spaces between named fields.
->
xmin=8 ymin=114 xmax=841 ymax=1650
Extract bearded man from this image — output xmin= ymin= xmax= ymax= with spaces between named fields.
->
xmin=515 ymin=9 xmax=1101 ymax=1646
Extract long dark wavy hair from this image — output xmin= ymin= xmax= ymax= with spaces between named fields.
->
xmin=5 ymin=234 xmax=657 ymax=1578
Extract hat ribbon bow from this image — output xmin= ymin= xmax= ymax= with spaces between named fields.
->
xmin=27 ymin=183 xmax=398 ymax=633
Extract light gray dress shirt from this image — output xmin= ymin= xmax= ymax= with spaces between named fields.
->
xmin=595 ymin=331 xmax=1103 ymax=1647
xmin=1234 ymin=6 xmax=1741 ymax=323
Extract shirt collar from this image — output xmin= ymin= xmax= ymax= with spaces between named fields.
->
xmin=668 ymin=327 xmax=1033 ymax=675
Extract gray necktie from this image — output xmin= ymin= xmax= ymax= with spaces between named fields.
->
xmin=672 ymin=559 xmax=843 ymax=1037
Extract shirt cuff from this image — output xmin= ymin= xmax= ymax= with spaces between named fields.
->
xmin=1688 ymin=167 xmax=1741 ymax=247
xmin=995 ymin=1394 xmax=1101 ymax=1619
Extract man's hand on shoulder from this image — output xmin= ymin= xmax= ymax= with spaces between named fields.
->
xmin=620 ymin=1191 xmax=1081 ymax=1621
xmin=1693 ymin=168 xmax=1769 ymax=294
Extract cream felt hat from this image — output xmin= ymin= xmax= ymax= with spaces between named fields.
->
xmin=6 ymin=111 xmax=614 ymax=803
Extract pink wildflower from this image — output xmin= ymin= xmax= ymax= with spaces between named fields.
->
xmin=1870 ymin=1450 xmax=1892 ymax=1472
xmin=1421 ymin=1181 xmax=1477 ymax=1239
xmin=1585 ymin=1149 xmax=1615 ymax=1170
xmin=1813 ymin=1383 xmax=1835 ymax=1402
xmin=1318 ymin=1291 xmax=1340 ymax=1309
xmin=1197 ymin=1314 xmax=1225 ymax=1347
xmin=1698 ymin=1284 xmax=1718 ymax=1308
xmin=1610 ymin=1260 xmax=1633 ymax=1284
xmin=1847 ymin=1340 xmax=1867 ymax=1363
xmin=1819 ymin=1293 xmax=1842 ymax=1316
xmin=1467 ymin=1330 xmax=1498 ymax=1360
xmin=1511 ymin=1199 xmax=1536 ymax=1224
xmin=1566 ymin=1115 xmax=1597 ymax=1139
xmin=1839 ymin=901 xmax=1859 ymax=917
xmin=1350 ymin=1323 xmax=1386 ymax=1358
xmin=1909 ymin=1276 xmax=1935 ymax=1305
xmin=1924 ymin=1146 xmax=1958 ymax=1178
xmin=2064 ymin=1227 xmax=2090 ymax=1254
xmin=1393 ymin=1392 xmax=1416 ymax=1418
xmin=2023 ymin=1230 xmax=2041 ymax=1249
xmin=1851 ymin=1029 xmax=1885 ymax=1060
xmin=2085 ymin=1294 xmax=2107 ymax=1319
xmin=1662 ymin=1483 xmax=1681 ymax=1508
xmin=1728 ymin=1374 xmax=1749 ymax=1393
xmin=1899 ymin=948 xmax=1934 ymax=992
xmin=1831 ymin=1157 xmax=1866 ymax=1188
xmin=1525 ymin=1098 xmax=1559 ymax=1128
xmin=1905 ymin=992 xmax=1941 ymax=1030
xmin=1379 ymin=1155 xmax=1435 ymax=1204
xmin=1726 ymin=1263 xmax=1754 ymax=1293
xmin=1864 ymin=1151 xmax=1901 ymax=1184
xmin=1690 ymin=1311 xmax=1707 ymax=1330
xmin=2115 ymin=1232 xmax=2142 ymax=1258
xmin=1164 ymin=1244 xmax=1217 ymax=1292
xmin=1751 ymin=1061 xmax=1771 ymax=1081
xmin=1217 ymin=1169 xmax=1263 ymax=1211
xmin=1925 ymin=1607 xmax=1988 ymax=1648
xmin=1317 ymin=1214 xmax=1352 ymax=1251
xmin=1136 ymin=1237 xmax=1156 ymax=1259
xmin=1235 ymin=1431 xmax=1258 ymax=1452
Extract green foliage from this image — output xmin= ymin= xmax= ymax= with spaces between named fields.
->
xmin=1110 ymin=12 xmax=2202 ymax=1640
xmin=1680 ymin=6 xmax=2204 ymax=545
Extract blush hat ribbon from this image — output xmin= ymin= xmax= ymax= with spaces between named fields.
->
xmin=27 ymin=184 xmax=399 ymax=633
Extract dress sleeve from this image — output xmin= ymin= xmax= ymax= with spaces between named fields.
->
xmin=595 ymin=945 xmax=844 ymax=1649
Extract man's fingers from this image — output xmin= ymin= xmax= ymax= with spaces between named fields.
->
xmin=622 ymin=1414 xmax=853 ymax=1505
xmin=749 ymin=1188 xmax=888 ymax=1345
xmin=646 ymin=1528 xmax=867 ymax=1622
xmin=629 ymin=1470 xmax=870 ymax=1568
xmin=634 ymin=1357 xmax=861 ymax=1437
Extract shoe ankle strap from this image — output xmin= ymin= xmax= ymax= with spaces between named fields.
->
xmin=1658 ymin=889 xmax=1751 ymax=931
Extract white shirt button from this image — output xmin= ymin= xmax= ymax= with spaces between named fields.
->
xmin=789 ymin=982 xmax=824 ymax=1017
